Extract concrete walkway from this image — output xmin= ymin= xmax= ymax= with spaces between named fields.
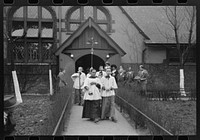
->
xmin=62 ymin=105 xmax=138 ymax=135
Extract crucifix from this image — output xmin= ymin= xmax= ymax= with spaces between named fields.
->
xmin=86 ymin=37 xmax=98 ymax=68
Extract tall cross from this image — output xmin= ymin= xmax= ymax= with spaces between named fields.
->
xmin=86 ymin=37 xmax=98 ymax=68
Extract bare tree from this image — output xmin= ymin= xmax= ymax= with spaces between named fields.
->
xmin=121 ymin=23 xmax=142 ymax=67
xmin=159 ymin=6 xmax=196 ymax=95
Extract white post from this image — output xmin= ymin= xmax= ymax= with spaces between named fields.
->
xmin=49 ymin=69 xmax=53 ymax=95
xmin=180 ymin=69 xmax=186 ymax=96
xmin=12 ymin=71 xmax=23 ymax=103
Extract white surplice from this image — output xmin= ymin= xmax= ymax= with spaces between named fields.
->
xmin=83 ymin=77 xmax=102 ymax=100
xmin=71 ymin=72 xmax=86 ymax=89
xmin=101 ymin=75 xmax=118 ymax=97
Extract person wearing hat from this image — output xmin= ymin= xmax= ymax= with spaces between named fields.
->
xmin=104 ymin=61 xmax=111 ymax=70
xmin=136 ymin=65 xmax=149 ymax=96
xmin=96 ymin=65 xmax=106 ymax=78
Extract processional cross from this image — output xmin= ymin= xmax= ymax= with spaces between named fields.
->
xmin=86 ymin=37 xmax=98 ymax=68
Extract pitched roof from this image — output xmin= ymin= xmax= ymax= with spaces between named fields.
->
xmin=118 ymin=6 xmax=150 ymax=40
xmin=55 ymin=17 xmax=126 ymax=56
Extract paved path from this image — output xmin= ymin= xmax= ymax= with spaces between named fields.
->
xmin=62 ymin=105 xmax=138 ymax=135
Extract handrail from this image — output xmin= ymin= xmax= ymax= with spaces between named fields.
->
xmin=52 ymin=91 xmax=72 ymax=135
xmin=115 ymin=95 xmax=173 ymax=135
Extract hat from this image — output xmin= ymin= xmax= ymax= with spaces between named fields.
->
xmin=111 ymin=64 xmax=117 ymax=69
xmin=140 ymin=65 xmax=144 ymax=68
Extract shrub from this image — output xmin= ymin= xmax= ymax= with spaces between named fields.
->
xmin=116 ymin=86 xmax=183 ymax=135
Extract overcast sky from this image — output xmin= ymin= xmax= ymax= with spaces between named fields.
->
xmin=123 ymin=6 xmax=196 ymax=43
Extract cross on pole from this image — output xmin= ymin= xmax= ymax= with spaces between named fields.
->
xmin=86 ymin=37 xmax=98 ymax=68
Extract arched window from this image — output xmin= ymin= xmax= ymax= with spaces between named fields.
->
xmin=66 ymin=6 xmax=112 ymax=33
xmin=7 ymin=6 xmax=57 ymax=63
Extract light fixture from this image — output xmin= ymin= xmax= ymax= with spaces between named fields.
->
xmin=70 ymin=54 xmax=74 ymax=58
xmin=106 ymin=54 xmax=110 ymax=59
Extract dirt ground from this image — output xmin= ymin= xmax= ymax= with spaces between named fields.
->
xmin=7 ymin=95 xmax=52 ymax=135
xmin=148 ymin=100 xmax=196 ymax=135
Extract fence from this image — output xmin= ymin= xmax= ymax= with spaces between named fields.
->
xmin=115 ymin=95 xmax=173 ymax=135
xmin=52 ymin=87 xmax=73 ymax=135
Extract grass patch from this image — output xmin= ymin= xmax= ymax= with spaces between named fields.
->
xmin=116 ymin=85 xmax=196 ymax=135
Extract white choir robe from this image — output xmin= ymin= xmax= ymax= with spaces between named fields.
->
xmin=101 ymin=75 xmax=118 ymax=97
xmin=83 ymin=77 xmax=102 ymax=100
xmin=86 ymin=73 xmax=91 ymax=78
xmin=71 ymin=72 xmax=86 ymax=89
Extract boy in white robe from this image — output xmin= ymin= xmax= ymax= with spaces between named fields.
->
xmin=96 ymin=65 xmax=106 ymax=78
xmin=101 ymin=68 xmax=118 ymax=122
xmin=82 ymin=69 xmax=102 ymax=123
xmin=71 ymin=67 xmax=86 ymax=105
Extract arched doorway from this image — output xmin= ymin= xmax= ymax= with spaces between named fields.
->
xmin=75 ymin=54 xmax=104 ymax=73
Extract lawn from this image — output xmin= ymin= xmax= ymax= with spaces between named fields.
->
xmin=148 ymin=100 xmax=196 ymax=135
xmin=116 ymin=86 xmax=196 ymax=135
xmin=8 ymin=95 xmax=53 ymax=135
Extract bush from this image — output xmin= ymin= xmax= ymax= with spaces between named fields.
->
xmin=116 ymin=86 xmax=183 ymax=135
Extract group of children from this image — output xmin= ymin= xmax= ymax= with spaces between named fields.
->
xmin=71 ymin=62 xmax=118 ymax=123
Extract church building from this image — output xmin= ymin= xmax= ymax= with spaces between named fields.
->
xmin=3 ymin=6 xmax=196 ymax=90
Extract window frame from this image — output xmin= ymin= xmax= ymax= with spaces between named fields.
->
xmin=7 ymin=6 xmax=57 ymax=64
xmin=166 ymin=45 xmax=196 ymax=65
xmin=65 ymin=6 xmax=112 ymax=33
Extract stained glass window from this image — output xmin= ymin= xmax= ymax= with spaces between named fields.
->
xmin=70 ymin=24 xmax=80 ymax=31
xmin=27 ymin=22 xmax=39 ymax=37
xmin=28 ymin=42 xmax=39 ymax=62
xmin=41 ymin=22 xmax=53 ymax=38
xmin=84 ymin=6 xmax=93 ymax=20
xmin=70 ymin=8 xmax=80 ymax=20
xmin=13 ymin=42 xmax=24 ymax=61
xmin=28 ymin=6 xmax=38 ymax=19
xmin=42 ymin=7 xmax=52 ymax=19
xmin=66 ymin=6 xmax=111 ymax=32
xmin=9 ymin=6 xmax=55 ymax=63
xmin=97 ymin=9 xmax=107 ymax=20
xmin=13 ymin=7 xmax=24 ymax=18
xmin=11 ymin=21 xmax=24 ymax=37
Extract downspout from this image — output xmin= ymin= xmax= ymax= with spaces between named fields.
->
xmin=142 ymin=48 xmax=147 ymax=64
xmin=57 ymin=6 xmax=62 ymax=74
xmin=58 ymin=6 xmax=62 ymax=47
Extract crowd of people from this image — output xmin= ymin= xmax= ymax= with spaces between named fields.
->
xmin=59 ymin=62 xmax=149 ymax=124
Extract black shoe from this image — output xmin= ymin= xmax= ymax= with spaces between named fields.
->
xmin=90 ymin=118 xmax=94 ymax=121
xmin=94 ymin=118 xmax=100 ymax=123
xmin=111 ymin=117 xmax=117 ymax=123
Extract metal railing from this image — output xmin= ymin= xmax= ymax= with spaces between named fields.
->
xmin=115 ymin=95 xmax=173 ymax=135
xmin=52 ymin=87 xmax=73 ymax=135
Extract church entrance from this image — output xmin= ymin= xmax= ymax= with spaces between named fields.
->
xmin=75 ymin=54 xmax=105 ymax=74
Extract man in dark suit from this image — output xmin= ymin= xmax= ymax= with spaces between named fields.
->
xmin=111 ymin=64 xmax=118 ymax=84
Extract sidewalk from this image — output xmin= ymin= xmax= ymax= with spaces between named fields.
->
xmin=62 ymin=105 xmax=138 ymax=135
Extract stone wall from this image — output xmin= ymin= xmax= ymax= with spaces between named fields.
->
xmin=121 ymin=63 xmax=196 ymax=91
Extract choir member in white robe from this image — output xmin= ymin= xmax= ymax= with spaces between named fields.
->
xmin=96 ymin=65 xmax=106 ymax=78
xmin=101 ymin=68 xmax=118 ymax=123
xmin=82 ymin=69 xmax=102 ymax=123
xmin=71 ymin=67 xmax=86 ymax=105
